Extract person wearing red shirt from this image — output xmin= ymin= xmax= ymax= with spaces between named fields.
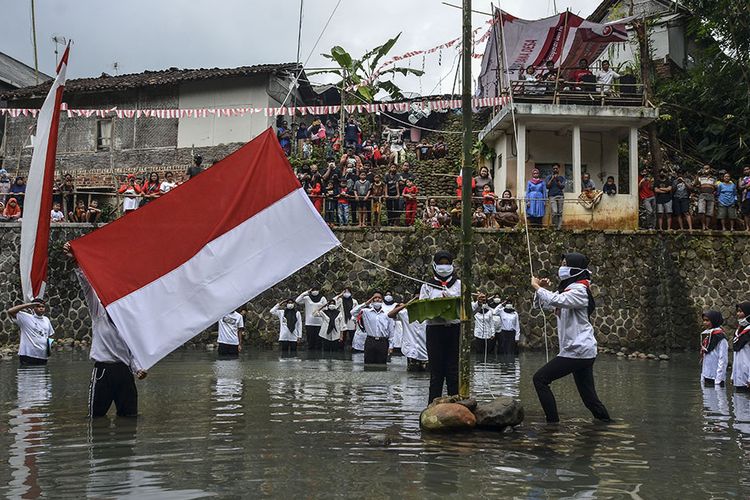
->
xmin=570 ymin=58 xmax=593 ymax=84
xmin=402 ymin=179 xmax=419 ymax=226
xmin=456 ymin=173 xmax=476 ymax=199
xmin=638 ymin=169 xmax=656 ymax=228
xmin=309 ymin=179 xmax=323 ymax=214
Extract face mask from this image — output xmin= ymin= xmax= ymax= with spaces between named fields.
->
xmin=343 ymin=292 xmax=352 ymax=299
xmin=434 ymin=264 xmax=454 ymax=278
xmin=741 ymin=318 xmax=749 ymax=327
xmin=311 ymin=290 xmax=319 ymax=297
xmin=384 ymin=295 xmax=394 ymax=303
xmin=286 ymin=303 xmax=295 ymax=310
xmin=493 ymin=298 xmax=502 ymax=304
xmin=371 ymin=302 xmax=383 ymax=311
xmin=328 ymin=304 xmax=338 ymax=310
xmin=558 ymin=266 xmax=587 ymax=280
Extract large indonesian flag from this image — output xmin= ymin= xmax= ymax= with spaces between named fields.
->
xmin=70 ymin=129 xmax=340 ymax=369
xmin=20 ymin=45 xmax=70 ymax=301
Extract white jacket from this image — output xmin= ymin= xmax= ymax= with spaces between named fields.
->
xmin=472 ymin=302 xmax=496 ymax=339
xmin=295 ymin=292 xmax=327 ymax=326
xmin=535 ymin=282 xmax=597 ymax=359
xmin=270 ymin=304 xmax=303 ymax=342
xmin=732 ymin=326 xmax=750 ymax=388
xmin=701 ymin=331 xmax=728 ymax=383
xmin=314 ymin=304 xmax=346 ymax=341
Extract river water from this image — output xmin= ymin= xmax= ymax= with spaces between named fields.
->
xmin=0 ymin=350 xmax=746 ymax=499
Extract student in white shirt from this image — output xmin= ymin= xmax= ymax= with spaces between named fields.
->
xmin=295 ymin=287 xmax=327 ymax=350
xmin=8 ymin=300 xmax=55 ymax=366
xmin=314 ymin=301 xmax=346 ymax=351
xmin=351 ymin=292 xmax=393 ymax=364
xmin=216 ymin=310 xmax=245 ymax=357
xmin=731 ymin=302 xmax=750 ymax=392
xmin=388 ymin=299 xmax=429 ymax=371
xmin=472 ymin=293 xmax=496 ymax=354
xmin=496 ymin=302 xmax=521 ymax=355
xmin=595 ymin=60 xmax=620 ymax=93
xmin=531 ymin=252 xmax=611 ymax=423
xmin=270 ymin=299 xmax=303 ymax=354
xmin=382 ymin=291 xmax=402 ymax=355
xmin=700 ymin=310 xmax=728 ymax=387
xmin=419 ymin=250 xmax=462 ymax=403
xmin=63 ymin=242 xmax=147 ymax=418
xmin=159 ymin=171 xmax=178 ymax=194
xmin=51 ymin=202 xmax=65 ymax=223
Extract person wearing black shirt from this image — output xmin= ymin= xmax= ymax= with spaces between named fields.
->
xmin=186 ymin=155 xmax=204 ymax=179
xmin=653 ymin=170 xmax=673 ymax=230
xmin=384 ymin=164 xmax=401 ymax=226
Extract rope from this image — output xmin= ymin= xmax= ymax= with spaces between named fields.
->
xmin=340 ymin=246 xmax=444 ymax=290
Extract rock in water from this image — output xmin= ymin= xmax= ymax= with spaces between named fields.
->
xmin=420 ymin=403 xmax=477 ymax=432
xmin=428 ymin=395 xmax=478 ymax=412
xmin=473 ymin=397 xmax=524 ymax=431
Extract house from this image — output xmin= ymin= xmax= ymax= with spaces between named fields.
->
xmin=0 ymin=63 xmax=314 ymax=177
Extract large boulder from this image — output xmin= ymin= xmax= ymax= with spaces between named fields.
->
xmin=473 ymin=397 xmax=524 ymax=430
xmin=420 ymin=403 xmax=477 ymax=432
xmin=428 ymin=395 xmax=477 ymax=412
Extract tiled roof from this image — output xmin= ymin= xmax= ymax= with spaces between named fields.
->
xmin=2 ymin=62 xmax=301 ymax=100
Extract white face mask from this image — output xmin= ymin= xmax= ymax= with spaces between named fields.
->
xmin=741 ymin=318 xmax=749 ymax=327
xmin=311 ymin=290 xmax=320 ymax=297
xmin=286 ymin=303 xmax=295 ymax=310
xmin=343 ymin=292 xmax=352 ymax=299
xmin=371 ymin=302 xmax=383 ymax=311
xmin=328 ymin=304 xmax=338 ymax=310
xmin=384 ymin=295 xmax=394 ymax=303
xmin=434 ymin=263 xmax=454 ymax=278
xmin=558 ymin=266 xmax=587 ymax=280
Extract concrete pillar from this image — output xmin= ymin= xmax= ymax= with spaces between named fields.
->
xmin=496 ymin=135 xmax=507 ymax=192
xmin=629 ymin=127 xmax=638 ymax=197
xmin=516 ymin=123 xmax=526 ymax=200
xmin=572 ymin=124 xmax=582 ymax=194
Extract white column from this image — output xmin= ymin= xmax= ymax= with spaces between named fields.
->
xmin=497 ymin=135 xmax=507 ymax=192
xmin=516 ymin=123 xmax=526 ymax=199
xmin=629 ymin=127 xmax=638 ymax=197
xmin=572 ymin=125 xmax=582 ymax=194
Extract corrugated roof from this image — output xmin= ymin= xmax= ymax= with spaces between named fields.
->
xmin=0 ymin=52 xmax=52 ymax=89
xmin=2 ymin=62 xmax=301 ymax=100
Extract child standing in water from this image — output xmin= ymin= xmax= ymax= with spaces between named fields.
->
xmin=700 ymin=310 xmax=728 ymax=387
xmin=531 ymin=252 xmax=611 ymax=423
xmin=731 ymin=303 xmax=750 ymax=392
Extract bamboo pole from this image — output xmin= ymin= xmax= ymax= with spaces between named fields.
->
xmin=459 ymin=0 xmax=474 ymax=398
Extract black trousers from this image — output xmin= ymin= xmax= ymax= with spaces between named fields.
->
xmin=279 ymin=340 xmax=298 ymax=354
xmin=217 ymin=343 xmax=239 ymax=357
xmin=497 ymin=330 xmax=517 ymax=355
xmin=364 ymin=336 xmax=389 ymax=364
xmin=89 ymin=362 xmax=138 ymax=418
xmin=533 ymin=356 xmax=610 ymax=423
xmin=305 ymin=325 xmax=322 ymax=350
xmin=426 ymin=324 xmax=460 ymax=403
xmin=474 ymin=337 xmax=496 ymax=355
xmin=19 ymin=355 xmax=47 ymax=366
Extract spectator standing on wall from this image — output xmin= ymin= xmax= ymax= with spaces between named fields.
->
xmin=60 ymin=173 xmax=75 ymax=214
xmin=739 ymin=165 xmax=750 ymax=232
xmin=695 ymin=165 xmax=717 ymax=230
xmin=159 ymin=171 xmax=178 ymax=194
xmin=140 ymin=173 xmax=161 ymax=207
xmin=118 ymin=175 xmax=141 ymax=214
xmin=525 ymin=169 xmax=547 ymax=226
xmin=344 ymin=118 xmax=360 ymax=149
xmin=474 ymin=166 xmax=494 ymax=196
xmin=187 ymin=155 xmax=204 ymax=179
xmin=671 ymin=169 xmax=693 ymax=230
xmin=336 ymin=181 xmax=352 ymax=226
xmin=545 ymin=163 xmax=566 ymax=230
xmin=402 ymin=179 xmax=419 ymax=226
xmin=10 ymin=177 xmax=26 ymax=210
xmin=370 ymin=174 xmax=386 ymax=227
xmin=638 ymin=169 xmax=656 ymax=229
xmin=308 ymin=177 xmax=324 ymax=214
xmin=50 ymin=202 xmax=65 ymax=223
xmin=595 ymin=60 xmax=620 ymax=94
xmin=324 ymin=181 xmax=337 ymax=225
xmin=384 ymin=165 xmax=401 ymax=226
xmin=295 ymin=121 xmax=308 ymax=155
xmin=276 ymin=120 xmax=292 ymax=156
xmin=653 ymin=170 xmax=673 ymax=230
xmin=716 ymin=172 xmax=738 ymax=231
xmin=353 ymin=171 xmax=372 ymax=228
xmin=0 ymin=169 xmax=11 ymax=204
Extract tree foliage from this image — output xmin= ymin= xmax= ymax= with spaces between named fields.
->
xmin=311 ymin=33 xmax=424 ymax=103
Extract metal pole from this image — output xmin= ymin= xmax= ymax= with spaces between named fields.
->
xmin=459 ymin=0 xmax=474 ymax=398
xmin=31 ymin=0 xmax=39 ymax=84
xmin=339 ymin=69 xmax=346 ymax=139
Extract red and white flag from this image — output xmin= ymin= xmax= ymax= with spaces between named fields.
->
xmin=20 ymin=44 xmax=70 ymax=301
xmin=70 ymin=129 xmax=339 ymax=369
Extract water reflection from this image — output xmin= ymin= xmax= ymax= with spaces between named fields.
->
xmin=702 ymin=386 xmax=730 ymax=431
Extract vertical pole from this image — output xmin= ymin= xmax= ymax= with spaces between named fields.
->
xmin=459 ymin=0 xmax=474 ymax=399
xmin=31 ymin=0 xmax=39 ymax=85
xmin=339 ymin=69 xmax=346 ymax=140
xmin=629 ymin=126 xmax=639 ymax=229
xmin=109 ymin=117 xmax=122 ymax=218
xmin=572 ymin=124 xmax=582 ymax=195
xmin=516 ymin=123 xmax=526 ymax=208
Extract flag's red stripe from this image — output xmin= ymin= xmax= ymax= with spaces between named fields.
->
xmin=70 ymin=129 xmax=300 ymax=306
xmin=29 ymin=81 xmax=66 ymax=297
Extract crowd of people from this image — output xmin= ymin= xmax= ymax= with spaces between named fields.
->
xmin=516 ymin=58 xmax=633 ymax=96
xmin=638 ymin=164 xmax=750 ymax=231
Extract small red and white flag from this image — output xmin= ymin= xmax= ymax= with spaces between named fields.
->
xmin=70 ymin=129 xmax=340 ymax=369
xmin=20 ymin=44 xmax=70 ymax=301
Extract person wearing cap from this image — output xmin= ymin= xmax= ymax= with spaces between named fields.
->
xmin=351 ymin=292 xmax=393 ymax=364
xmin=7 ymin=299 xmax=55 ymax=366
xmin=295 ymin=287 xmax=328 ymax=350
xmin=62 ymin=242 xmax=147 ymax=417
xmin=531 ymin=252 xmax=611 ymax=423
xmin=420 ymin=250 xmax=462 ymax=403
xmin=700 ymin=310 xmax=728 ymax=387
xmin=496 ymin=301 xmax=521 ymax=356
xmin=187 ymin=154 xmax=204 ymax=180
xmin=731 ymin=303 xmax=750 ymax=392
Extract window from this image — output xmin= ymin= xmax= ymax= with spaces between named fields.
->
xmin=535 ymin=163 xmax=579 ymax=193
xmin=96 ymin=119 xmax=112 ymax=150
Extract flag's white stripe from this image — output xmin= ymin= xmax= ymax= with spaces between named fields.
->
xmin=19 ymin=60 xmax=67 ymax=301
xmin=105 ymin=188 xmax=339 ymax=369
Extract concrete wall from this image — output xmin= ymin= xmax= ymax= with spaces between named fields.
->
xmin=1 ymin=224 xmax=748 ymax=353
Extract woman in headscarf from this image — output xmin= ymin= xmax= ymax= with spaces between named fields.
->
xmin=270 ymin=299 xmax=303 ymax=355
xmin=496 ymin=190 xmax=519 ymax=228
xmin=295 ymin=287 xmax=327 ymax=350
xmin=731 ymin=302 xmax=750 ymax=392
xmin=525 ymin=169 xmax=547 ymax=226
xmin=531 ymin=252 xmax=611 ymax=423
xmin=337 ymin=288 xmax=359 ymax=348
xmin=314 ymin=300 xmax=346 ymax=351
xmin=700 ymin=310 xmax=728 ymax=387
xmin=2 ymin=197 xmax=22 ymax=220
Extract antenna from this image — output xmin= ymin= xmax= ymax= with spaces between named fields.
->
xmin=51 ymin=35 xmax=67 ymax=66
xmin=112 ymin=62 xmax=120 ymax=75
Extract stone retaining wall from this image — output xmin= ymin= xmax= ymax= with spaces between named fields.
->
xmin=1 ymin=224 xmax=748 ymax=352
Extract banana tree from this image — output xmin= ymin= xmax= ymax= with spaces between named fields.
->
xmin=311 ymin=33 xmax=425 ymax=103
